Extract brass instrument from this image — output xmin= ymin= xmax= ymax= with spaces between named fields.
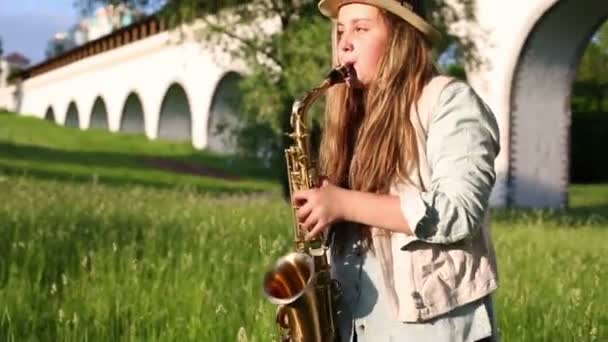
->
xmin=262 ymin=66 xmax=349 ymax=342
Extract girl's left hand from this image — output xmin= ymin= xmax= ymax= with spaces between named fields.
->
xmin=293 ymin=179 xmax=346 ymax=240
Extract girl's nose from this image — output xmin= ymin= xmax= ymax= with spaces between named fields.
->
xmin=338 ymin=31 xmax=353 ymax=53
xmin=338 ymin=34 xmax=354 ymax=63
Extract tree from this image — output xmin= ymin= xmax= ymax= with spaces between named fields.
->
xmin=577 ymin=24 xmax=608 ymax=84
xmin=76 ymin=0 xmax=477 ymax=196
xmin=574 ymin=22 xmax=608 ymax=112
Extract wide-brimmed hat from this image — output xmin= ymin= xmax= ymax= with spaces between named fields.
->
xmin=318 ymin=0 xmax=441 ymax=44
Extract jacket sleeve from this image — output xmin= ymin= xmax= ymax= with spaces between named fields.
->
xmin=398 ymin=81 xmax=500 ymax=245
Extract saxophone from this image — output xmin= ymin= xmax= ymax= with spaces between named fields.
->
xmin=262 ymin=65 xmax=349 ymax=342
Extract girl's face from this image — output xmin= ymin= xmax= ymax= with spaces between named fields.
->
xmin=337 ymin=4 xmax=389 ymax=88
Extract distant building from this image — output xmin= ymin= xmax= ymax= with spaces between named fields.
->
xmin=45 ymin=4 xmax=145 ymax=60
xmin=45 ymin=32 xmax=75 ymax=60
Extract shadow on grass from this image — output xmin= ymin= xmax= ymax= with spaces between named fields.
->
xmin=0 ymin=141 xmax=275 ymax=179
xmin=0 ymin=165 xmax=275 ymax=195
xmin=0 ymin=141 xmax=278 ymax=194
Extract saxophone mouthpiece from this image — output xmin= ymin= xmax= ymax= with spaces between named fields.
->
xmin=326 ymin=65 xmax=349 ymax=85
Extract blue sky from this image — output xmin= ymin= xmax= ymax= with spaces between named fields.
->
xmin=0 ymin=1 xmax=78 ymax=65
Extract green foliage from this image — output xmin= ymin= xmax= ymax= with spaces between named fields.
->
xmin=241 ymin=15 xmax=332 ymax=130
xmin=443 ymin=63 xmax=467 ymax=80
xmin=573 ymin=22 xmax=608 ymax=112
xmin=578 ymin=22 xmax=608 ymax=83
xmin=577 ymin=43 xmax=608 ymax=83
xmin=570 ymin=22 xmax=608 ymax=183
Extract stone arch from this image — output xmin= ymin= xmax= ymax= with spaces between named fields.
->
xmin=207 ymin=72 xmax=242 ymax=153
xmin=119 ymin=92 xmax=145 ymax=134
xmin=158 ymin=83 xmax=191 ymax=141
xmin=90 ymin=96 xmax=108 ymax=130
xmin=44 ymin=106 xmax=55 ymax=123
xmin=508 ymin=0 xmax=608 ymax=208
xmin=65 ymin=101 xmax=79 ymax=128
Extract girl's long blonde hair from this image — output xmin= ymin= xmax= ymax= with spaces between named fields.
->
xmin=320 ymin=5 xmax=437 ymax=247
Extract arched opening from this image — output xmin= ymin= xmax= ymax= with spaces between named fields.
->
xmin=207 ymin=72 xmax=242 ymax=153
xmin=158 ymin=83 xmax=191 ymax=141
xmin=120 ymin=92 xmax=145 ymax=134
xmin=44 ymin=107 xmax=55 ymax=123
xmin=570 ymin=22 xmax=608 ymax=186
xmin=508 ymin=0 xmax=608 ymax=208
xmin=89 ymin=96 xmax=108 ymax=130
xmin=65 ymin=102 xmax=79 ymax=128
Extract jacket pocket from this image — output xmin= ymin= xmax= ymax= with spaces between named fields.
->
xmin=412 ymin=244 xmax=459 ymax=308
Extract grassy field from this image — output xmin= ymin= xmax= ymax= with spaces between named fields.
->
xmin=1 ymin=112 xmax=607 ymax=341
xmin=0 ymin=111 xmax=278 ymax=194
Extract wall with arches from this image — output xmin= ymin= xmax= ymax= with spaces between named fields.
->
xmin=1 ymin=1 xmax=605 ymax=208
xmin=2 ymin=26 xmax=246 ymax=152
xmin=459 ymin=0 xmax=608 ymax=208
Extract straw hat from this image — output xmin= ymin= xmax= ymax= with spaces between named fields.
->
xmin=318 ymin=0 xmax=441 ymax=44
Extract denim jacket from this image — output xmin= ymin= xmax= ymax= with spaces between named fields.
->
xmin=371 ymin=76 xmax=500 ymax=322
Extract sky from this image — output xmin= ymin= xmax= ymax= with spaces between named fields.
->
xmin=0 ymin=1 xmax=78 ymax=65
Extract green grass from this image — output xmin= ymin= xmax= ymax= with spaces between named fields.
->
xmin=492 ymin=185 xmax=608 ymax=341
xmin=0 ymin=111 xmax=278 ymax=194
xmin=0 ymin=112 xmax=607 ymax=341
xmin=0 ymin=176 xmax=286 ymax=341
xmin=0 ymin=177 xmax=606 ymax=341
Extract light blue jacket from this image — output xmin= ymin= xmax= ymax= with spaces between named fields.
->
xmin=332 ymin=76 xmax=500 ymax=325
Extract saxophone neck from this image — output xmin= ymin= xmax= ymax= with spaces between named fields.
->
xmin=290 ymin=65 xmax=349 ymax=136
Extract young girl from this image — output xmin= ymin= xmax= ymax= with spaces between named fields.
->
xmin=292 ymin=0 xmax=500 ymax=341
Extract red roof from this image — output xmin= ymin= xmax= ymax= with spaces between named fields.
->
xmin=4 ymin=52 xmax=30 ymax=66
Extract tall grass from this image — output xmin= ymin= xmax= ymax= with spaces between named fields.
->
xmin=0 ymin=176 xmax=286 ymax=341
xmin=0 ymin=176 xmax=606 ymax=341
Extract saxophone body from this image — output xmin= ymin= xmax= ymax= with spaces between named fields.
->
xmin=262 ymin=66 xmax=349 ymax=342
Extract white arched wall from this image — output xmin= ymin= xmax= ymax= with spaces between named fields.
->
xmin=508 ymin=0 xmax=608 ymax=208
xmin=461 ymin=0 xmax=607 ymax=207
xmin=158 ymin=82 xmax=192 ymax=142
xmin=190 ymin=70 xmax=232 ymax=150
xmin=89 ymin=97 xmax=109 ymax=130
xmin=64 ymin=101 xmax=80 ymax=128
xmin=120 ymin=92 xmax=146 ymax=135
xmin=44 ymin=106 xmax=55 ymax=123
xmin=13 ymin=27 xmax=245 ymax=150
xmin=207 ymin=71 xmax=242 ymax=153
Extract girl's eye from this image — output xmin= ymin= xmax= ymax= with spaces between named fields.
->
xmin=355 ymin=27 xmax=368 ymax=33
